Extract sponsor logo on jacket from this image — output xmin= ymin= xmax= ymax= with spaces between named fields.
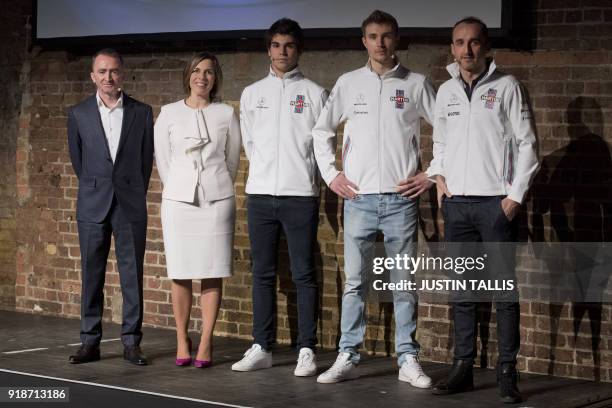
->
xmin=353 ymin=93 xmax=368 ymax=115
xmin=447 ymin=93 xmax=461 ymax=107
xmin=521 ymin=103 xmax=532 ymax=121
xmin=481 ymin=88 xmax=501 ymax=109
xmin=390 ymin=89 xmax=407 ymax=109
xmin=290 ymin=94 xmax=311 ymax=113
xmin=256 ymin=97 xmax=269 ymax=109
xmin=354 ymin=93 xmax=367 ymax=106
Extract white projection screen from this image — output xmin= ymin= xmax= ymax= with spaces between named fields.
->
xmin=36 ymin=0 xmax=507 ymax=40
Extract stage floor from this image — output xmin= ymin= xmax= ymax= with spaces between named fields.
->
xmin=0 ymin=310 xmax=610 ymax=407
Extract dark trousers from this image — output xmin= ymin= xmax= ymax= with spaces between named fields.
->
xmin=77 ymin=197 xmax=146 ymax=346
xmin=247 ymin=195 xmax=319 ymax=350
xmin=442 ymin=195 xmax=520 ymax=365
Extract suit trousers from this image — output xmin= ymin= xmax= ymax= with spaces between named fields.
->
xmin=77 ymin=196 xmax=147 ymax=346
xmin=442 ymin=195 xmax=520 ymax=365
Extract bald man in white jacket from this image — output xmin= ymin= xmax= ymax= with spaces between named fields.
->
xmin=428 ymin=17 xmax=538 ymax=404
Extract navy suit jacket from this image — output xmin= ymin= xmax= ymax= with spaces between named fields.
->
xmin=68 ymin=94 xmax=154 ymax=223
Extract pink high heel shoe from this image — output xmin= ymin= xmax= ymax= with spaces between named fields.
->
xmin=175 ymin=338 xmax=192 ymax=366
xmin=194 ymin=359 xmax=212 ymax=368
xmin=194 ymin=342 xmax=212 ymax=368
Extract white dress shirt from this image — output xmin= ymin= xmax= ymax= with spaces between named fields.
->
xmin=96 ymin=92 xmax=124 ymax=162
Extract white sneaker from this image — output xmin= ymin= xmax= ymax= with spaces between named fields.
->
xmin=294 ymin=347 xmax=317 ymax=377
xmin=398 ymin=354 xmax=432 ymax=388
xmin=231 ymin=344 xmax=272 ymax=372
xmin=316 ymin=352 xmax=359 ymax=384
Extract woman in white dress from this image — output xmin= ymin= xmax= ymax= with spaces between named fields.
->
xmin=154 ymin=52 xmax=241 ymax=368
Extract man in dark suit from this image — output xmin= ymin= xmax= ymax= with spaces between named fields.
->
xmin=67 ymin=48 xmax=154 ymax=365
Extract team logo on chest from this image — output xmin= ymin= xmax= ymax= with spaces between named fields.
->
xmin=353 ymin=93 xmax=368 ymax=115
xmin=390 ymin=89 xmax=407 ymax=109
xmin=447 ymin=93 xmax=461 ymax=107
xmin=290 ymin=94 xmax=311 ymax=113
xmin=481 ymin=88 xmax=501 ymax=109
xmin=353 ymin=93 xmax=367 ymax=106
xmin=256 ymin=97 xmax=268 ymax=109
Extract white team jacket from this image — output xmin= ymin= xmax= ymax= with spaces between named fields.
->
xmin=240 ymin=67 xmax=328 ymax=196
xmin=312 ymin=62 xmax=435 ymax=194
xmin=425 ymin=61 xmax=539 ymax=204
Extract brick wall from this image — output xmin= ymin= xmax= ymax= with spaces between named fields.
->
xmin=0 ymin=0 xmax=31 ymax=309
xmin=2 ymin=0 xmax=611 ymax=382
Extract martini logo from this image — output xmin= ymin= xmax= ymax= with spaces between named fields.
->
xmin=390 ymin=90 xmax=407 ymax=109
xmin=481 ymin=88 xmax=501 ymax=109
xmin=290 ymin=95 xmax=311 ymax=113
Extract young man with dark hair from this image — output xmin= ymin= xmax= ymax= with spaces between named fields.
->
xmin=232 ymin=18 xmax=328 ymax=376
xmin=265 ymin=17 xmax=304 ymax=52
xmin=428 ymin=17 xmax=538 ymax=403
xmin=313 ymin=10 xmax=436 ymax=385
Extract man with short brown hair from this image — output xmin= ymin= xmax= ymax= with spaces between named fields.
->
xmin=67 ymin=48 xmax=154 ymax=366
xmin=313 ymin=10 xmax=436 ymax=385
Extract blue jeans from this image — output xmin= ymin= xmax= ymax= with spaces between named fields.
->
xmin=339 ymin=193 xmax=420 ymax=366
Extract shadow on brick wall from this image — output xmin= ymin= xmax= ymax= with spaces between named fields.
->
xmin=530 ymin=96 xmax=611 ymax=381
xmin=323 ymin=186 xmax=344 ymax=348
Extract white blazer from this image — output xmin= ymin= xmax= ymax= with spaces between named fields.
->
xmin=154 ymin=100 xmax=242 ymax=203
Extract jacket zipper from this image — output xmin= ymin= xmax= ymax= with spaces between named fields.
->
xmin=460 ymin=72 xmax=492 ymax=195
xmin=275 ymin=78 xmax=284 ymax=195
xmin=377 ymin=75 xmax=383 ymax=193
xmin=462 ymin=84 xmax=471 ymax=196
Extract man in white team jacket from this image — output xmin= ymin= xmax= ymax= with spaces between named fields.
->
xmin=428 ymin=17 xmax=539 ymax=404
xmin=232 ymin=18 xmax=328 ymax=377
xmin=313 ymin=10 xmax=436 ymax=386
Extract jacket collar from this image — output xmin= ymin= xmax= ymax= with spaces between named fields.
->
xmin=116 ymin=94 xmax=135 ymax=160
xmin=447 ymin=58 xmax=497 ymax=82
xmin=268 ymin=65 xmax=303 ymax=83
xmin=96 ymin=91 xmax=124 ymax=110
xmin=365 ymin=57 xmax=407 ymax=79
xmin=85 ymin=95 xmax=112 ymax=161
